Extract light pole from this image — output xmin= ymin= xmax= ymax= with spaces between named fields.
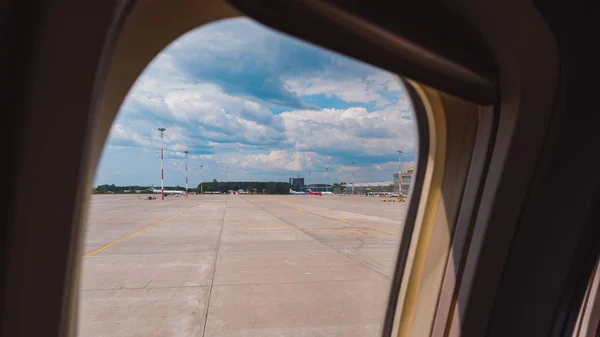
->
xmin=158 ymin=127 xmax=166 ymax=200
xmin=352 ymin=161 xmax=355 ymax=196
xmin=325 ymin=167 xmax=328 ymax=192
xmin=184 ymin=150 xmax=189 ymax=197
xmin=200 ymin=165 xmax=203 ymax=194
xmin=397 ymin=150 xmax=403 ymax=195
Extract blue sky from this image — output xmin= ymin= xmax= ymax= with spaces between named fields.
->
xmin=94 ymin=18 xmax=417 ymax=187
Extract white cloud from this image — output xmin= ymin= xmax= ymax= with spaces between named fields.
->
xmin=285 ymin=72 xmax=404 ymax=108
xmin=167 ymin=19 xmax=275 ymax=64
xmin=189 ymin=154 xmax=213 ymax=160
xmin=113 ymin=20 xmax=416 ymax=161
xmin=218 ymin=151 xmax=331 ymax=172
xmin=279 ymin=106 xmax=417 ymax=157
xmin=113 ymin=81 xmax=417 ymax=169
xmin=332 ymin=160 xmax=416 ymax=184
xmin=108 ymin=123 xmax=152 ymax=147
xmin=122 ymin=61 xmax=287 ymax=147
xmin=96 ymin=19 xmax=419 ymax=186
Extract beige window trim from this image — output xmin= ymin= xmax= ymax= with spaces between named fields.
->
xmin=392 ymin=80 xmax=481 ymax=337
xmin=431 ymin=105 xmax=494 ymax=337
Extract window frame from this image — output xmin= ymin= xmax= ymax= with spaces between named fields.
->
xmin=6 ymin=2 xmax=595 ymax=337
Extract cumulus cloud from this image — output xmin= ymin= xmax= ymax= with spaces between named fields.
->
xmin=279 ymin=106 xmax=417 ymax=158
xmin=162 ymin=18 xmax=315 ymax=109
xmin=95 ymin=18 xmax=418 ymax=186
xmin=218 ymin=151 xmax=331 ymax=172
xmin=285 ymin=71 xmax=404 ymax=108
xmin=107 ymin=123 xmax=153 ymax=148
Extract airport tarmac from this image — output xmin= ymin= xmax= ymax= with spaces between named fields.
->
xmin=79 ymin=194 xmax=406 ymax=337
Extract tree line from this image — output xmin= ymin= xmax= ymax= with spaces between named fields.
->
xmin=198 ymin=181 xmax=291 ymax=194
xmin=93 ymin=184 xmax=185 ymax=194
xmin=93 ymin=182 xmax=292 ymax=194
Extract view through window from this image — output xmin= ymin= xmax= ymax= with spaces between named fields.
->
xmin=81 ymin=18 xmax=417 ymax=337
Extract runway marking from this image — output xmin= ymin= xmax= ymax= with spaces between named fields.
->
xmin=220 ymin=221 xmax=288 ymax=229
xmin=239 ymin=197 xmax=391 ymax=280
xmin=83 ymin=204 xmax=200 ymax=258
xmin=300 ymin=227 xmax=363 ymax=234
xmin=243 ymin=227 xmax=289 ymax=230
xmin=88 ymin=220 xmax=149 ymax=224
xmin=338 ymin=216 xmax=399 ymax=236
xmin=291 ymin=198 xmax=403 ymax=222
xmin=274 ymin=201 xmax=399 ymax=237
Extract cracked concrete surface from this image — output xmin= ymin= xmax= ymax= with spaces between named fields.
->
xmin=79 ymin=194 xmax=405 ymax=337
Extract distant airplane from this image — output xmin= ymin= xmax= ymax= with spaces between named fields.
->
xmin=321 ymin=191 xmax=334 ymax=195
xmin=307 ymin=189 xmax=322 ymax=196
xmin=289 ymin=188 xmax=306 ymax=195
xmin=148 ymin=185 xmax=185 ymax=195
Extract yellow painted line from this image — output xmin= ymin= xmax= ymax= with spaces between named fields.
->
xmin=338 ymin=216 xmax=399 ymax=236
xmin=275 ymin=200 xmax=398 ymax=237
xmin=177 ymin=217 xmax=221 ymax=221
xmin=300 ymin=227 xmax=362 ymax=234
xmin=83 ymin=204 xmax=199 ymax=258
xmin=288 ymin=201 xmax=393 ymax=219
xmin=221 ymin=221 xmax=286 ymax=228
xmin=91 ymin=220 xmax=149 ymax=224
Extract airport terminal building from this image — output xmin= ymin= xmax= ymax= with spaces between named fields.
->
xmin=289 ymin=177 xmax=305 ymax=191
xmin=290 ymin=168 xmax=414 ymax=195
xmin=340 ymin=181 xmax=395 ymax=194
xmin=393 ymin=167 xmax=414 ymax=195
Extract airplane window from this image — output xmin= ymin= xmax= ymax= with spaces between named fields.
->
xmin=80 ymin=17 xmax=417 ymax=337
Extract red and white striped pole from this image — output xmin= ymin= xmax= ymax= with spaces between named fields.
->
xmin=352 ymin=161 xmax=355 ymax=196
xmin=397 ymin=150 xmax=403 ymax=195
xmin=158 ymin=127 xmax=166 ymax=200
xmin=325 ymin=167 xmax=328 ymax=192
xmin=184 ymin=150 xmax=189 ymax=197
